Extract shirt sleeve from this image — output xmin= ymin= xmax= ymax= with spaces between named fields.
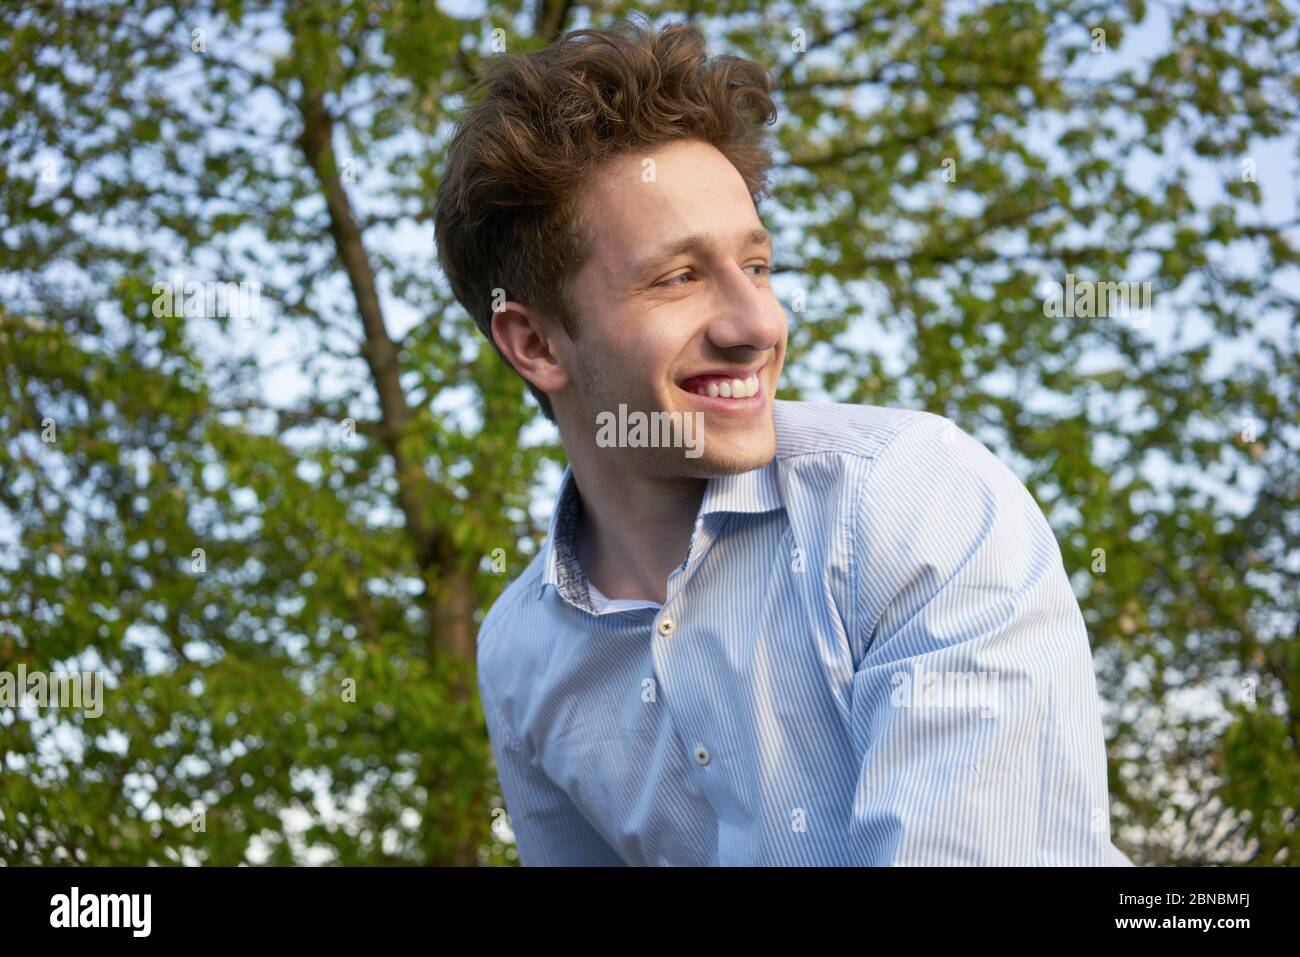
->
xmin=479 ymin=683 xmax=627 ymax=867
xmin=848 ymin=413 xmax=1130 ymax=865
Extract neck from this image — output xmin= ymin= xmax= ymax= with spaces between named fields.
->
xmin=567 ymin=452 xmax=705 ymax=606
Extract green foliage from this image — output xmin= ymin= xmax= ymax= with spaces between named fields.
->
xmin=0 ymin=0 xmax=1295 ymax=864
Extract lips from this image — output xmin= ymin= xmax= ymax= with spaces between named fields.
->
xmin=688 ymin=374 xmax=758 ymax=398
xmin=678 ymin=370 xmax=762 ymax=398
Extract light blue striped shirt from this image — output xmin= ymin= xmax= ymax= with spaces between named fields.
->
xmin=478 ymin=400 xmax=1133 ymax=866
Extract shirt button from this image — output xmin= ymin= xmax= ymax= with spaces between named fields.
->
xmin=657 ymin=617 xmax=675 ymax=637
xmin=693 ymin=745 xmax=710 ymax=766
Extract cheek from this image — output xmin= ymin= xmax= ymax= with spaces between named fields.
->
xmin=577 ymin=341 xmax=658 ymax=400
xmin=623 ymin=341 xmax=679 ymax=386
xmin=574 ymin=343 xmax=616 ymax=399
xmin=589 ymin=314 xmax=690 ymax=396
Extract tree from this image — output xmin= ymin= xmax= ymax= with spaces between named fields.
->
xmin=0 ymin=0 xmax=1295 ymax=865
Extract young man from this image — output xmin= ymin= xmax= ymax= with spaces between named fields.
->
xmin=435 ymin=20 xmax=1132 ymax=866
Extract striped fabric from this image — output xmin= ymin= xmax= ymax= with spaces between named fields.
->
xmin=477 ymin=400 xmax=1134 ymax=866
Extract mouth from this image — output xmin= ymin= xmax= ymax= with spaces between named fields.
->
xmin=675 ymin=366 xmax=766 ymax=416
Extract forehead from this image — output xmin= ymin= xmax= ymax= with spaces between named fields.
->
xmin=575 ymin=139 xmax=761 ymax=276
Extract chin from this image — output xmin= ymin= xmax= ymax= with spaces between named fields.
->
xmin=686 ymin=426 xmax=776 ymax=476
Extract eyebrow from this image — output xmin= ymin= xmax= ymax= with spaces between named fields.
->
xmin=623 ymin=227 xmax=773 ymax=284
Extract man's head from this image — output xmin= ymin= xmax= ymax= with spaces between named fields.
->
xmin=434 ymin=19 xmax=787 ymax=477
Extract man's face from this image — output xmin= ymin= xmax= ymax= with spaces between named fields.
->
xmin=554 ymin=137 xmax=788 ymax=477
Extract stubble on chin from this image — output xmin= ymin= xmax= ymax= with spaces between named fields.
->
xmin=688 ymin=427 xmax=776 ymax=476
xmin=652 ymin=411 xmax=776 ymax=478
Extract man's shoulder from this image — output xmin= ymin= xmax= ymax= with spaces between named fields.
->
xmin=772 ymin=398 xmax=945 ymax=463
xmin=477 ymin=546 xmax=547 ymax=655
xmin=771 ymin=399 xmax=1026 ymax=509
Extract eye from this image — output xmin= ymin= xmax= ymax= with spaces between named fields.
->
xmin=654 ymin=271 xmax=693 ymax=288
xmin=746 ymin=262 xmax=772 ymax=278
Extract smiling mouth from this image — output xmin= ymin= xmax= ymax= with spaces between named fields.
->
xmin=681 ymin=371 xmax=759 ymax=397
xmin=677 ymin=371 xmax=761 ymax=399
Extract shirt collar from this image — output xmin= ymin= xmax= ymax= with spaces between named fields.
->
xmin=539 ymin=456 xmax=784 ymax=609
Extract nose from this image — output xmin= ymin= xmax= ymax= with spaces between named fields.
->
xmin=706 ymin=261 xmax=785 ymax=353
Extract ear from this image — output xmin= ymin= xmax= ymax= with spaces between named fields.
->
xmin=491 ymin=301 xmax=571 ymax=398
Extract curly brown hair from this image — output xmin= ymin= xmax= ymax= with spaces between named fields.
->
xmin=433 ymin=17 xmax=778 ymax=422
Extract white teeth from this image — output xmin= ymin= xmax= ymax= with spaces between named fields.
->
xmin=687 ymin=373 xmax=761 ymax=399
